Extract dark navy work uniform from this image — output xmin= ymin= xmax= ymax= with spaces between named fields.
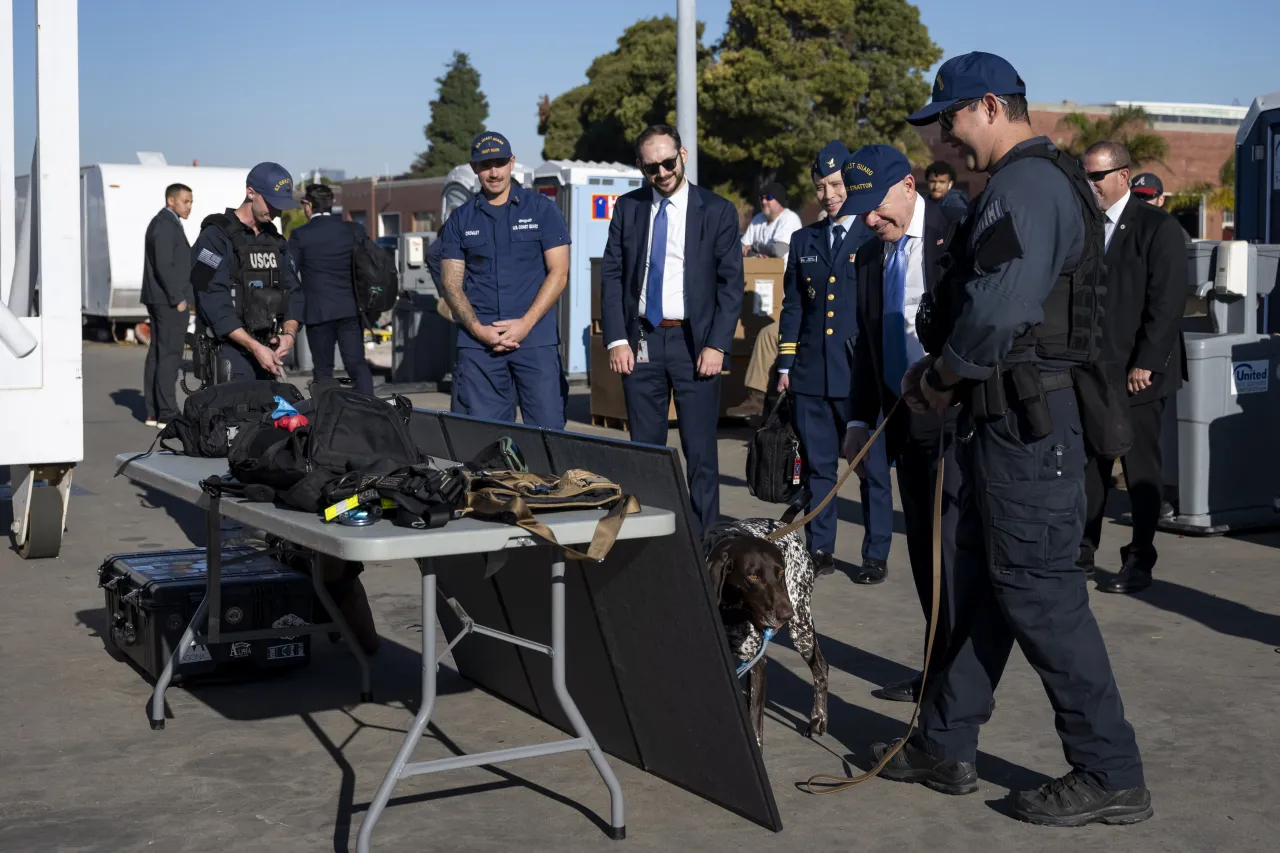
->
xmin=191 ymin=209 xmax=304 ymax=382
xmin=287 ymin=212 xmax=374 ymax=395
xmin=437 ymin=182 xmax=570 ymax=429
xmin=912 ymin=138 xmax=1145 ymax=791
xmin=777 ymin=216 xmax=893 ymax=562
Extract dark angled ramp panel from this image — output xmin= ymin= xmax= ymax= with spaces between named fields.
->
xmin=418 ymin=412 xmax=782 ymax=832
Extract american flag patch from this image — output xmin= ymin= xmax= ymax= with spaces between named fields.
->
xmin=197 ymin=248 xmax=223 ymax=269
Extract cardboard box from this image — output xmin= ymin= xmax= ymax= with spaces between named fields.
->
xmin=589 ymin=333 xmax=676 ymax=425
xmin=718 ymin=354 xmax=753 ymax=414
xmin=736 ymin=257 xmax=785 ymax=357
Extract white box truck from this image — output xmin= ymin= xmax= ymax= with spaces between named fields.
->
xmin=77 ymin=162 xmax=256 ymax=326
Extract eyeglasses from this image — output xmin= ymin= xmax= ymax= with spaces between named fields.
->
xmin=939 ymin=95 xmax=1008 ymax=133
xmin=761 ymin=194 xmax=775 ymax=202
xmin=640 ymin=155 xmax=681 ymax=177
xmin=1085 ymin=166 xmax=1128 ymax=182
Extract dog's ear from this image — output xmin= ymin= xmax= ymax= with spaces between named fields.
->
xmin=707 ymin=543 xmax=733 ymax=604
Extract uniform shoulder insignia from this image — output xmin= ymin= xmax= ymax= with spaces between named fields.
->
xmin=972 ymin=196 xmax=1023 ymax=274
xmin=196 ymin=247 xmax=223 ymax=269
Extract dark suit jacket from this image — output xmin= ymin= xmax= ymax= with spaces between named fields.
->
xmin=287 ymin=213 xmax=358 ymax=325
xmin=142 ymin=208 xmax=192 ymax=307
xmin=1099 ymin=196 xmax=1188 ymax=405
xmin=599 ymin=183 xmax=744 ymax=354
xmin=850 ymin=200 xmax=961 ymax=449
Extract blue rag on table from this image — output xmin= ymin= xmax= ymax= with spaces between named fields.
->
xmin=271 ymin=396 xmax=300 ymax=419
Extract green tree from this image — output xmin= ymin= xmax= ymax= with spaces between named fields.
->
xmin=537 ymin=3 xmax=941 ymax=206
xmin=537 ymin=17 xmax=710 ymax=164
xmin=701 ymin=0 xmax=940 ymax=202
xmin=1057 ymin=105 xmax=1169 ymax=167
xmin=411 ymin=51 xmax=489 ymax=177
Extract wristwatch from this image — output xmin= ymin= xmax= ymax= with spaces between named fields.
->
xmin=924 ymin=364 xmax=957 ymax=393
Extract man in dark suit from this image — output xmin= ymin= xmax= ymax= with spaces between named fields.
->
xmin=777 ymin=140 xmax=893 ymax=579
xmin=600 ymin=124 xmax=744 ymax=536
xmin=141 ymin=182 xmax=194 ymax=427
xmin=287 ymin=183 xmax=374 ymax=395
xmin=842 ymin=145 xmax=964 ymax=701
xmin=1079 ymin=141 xmax=1188 ymax=594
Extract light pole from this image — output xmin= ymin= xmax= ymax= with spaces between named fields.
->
xmin=676 ymin=0 xmax=697 ymax=185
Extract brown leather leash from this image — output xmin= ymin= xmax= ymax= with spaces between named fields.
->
xmin=763 ymin=399 xmax=946 ymax=794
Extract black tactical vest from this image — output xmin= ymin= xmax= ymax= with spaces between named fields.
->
xmin=918 ymin=141 xmax=1106 ymax=366
xmin=201 ymin=213 xmax=290 ymax=334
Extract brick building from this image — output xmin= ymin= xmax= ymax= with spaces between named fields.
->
xmin=914 ymin=100 xmax=1246 ymax=239
xmin=335 ymin=175 xmax=447 ymax=239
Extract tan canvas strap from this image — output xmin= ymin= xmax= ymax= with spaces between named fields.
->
xmin=789 ymin=403 xmax=947 ymax=795
xmin=494 ymin=492 xmax=641 ymax=562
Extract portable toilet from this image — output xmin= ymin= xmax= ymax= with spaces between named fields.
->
xmin=533 ymin=160 xmax=645 ymax=380
xmin=1234 ymin=90 xmax=1280 ymax=332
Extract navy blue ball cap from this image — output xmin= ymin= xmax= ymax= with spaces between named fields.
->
xmin=470 ymin=131 xmax=512 ymax=163
xmin=1130 ymin=172 xmax=1163 ymax=198
xmin=907 ymin=52 xmax=1027 ymax=126
xmin=837 ymin=145 xmax=912 ymax=217
xmin=246 ymin=162 xmax=299 ymax=210
xmin=813 ymin=140 xmax=850 ymax=178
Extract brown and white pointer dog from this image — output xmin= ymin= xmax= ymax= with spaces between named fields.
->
xmin=705 ymin=519 xmax=828 ymax=749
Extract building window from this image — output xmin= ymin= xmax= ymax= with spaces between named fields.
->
xmin=1222 ymin=209 xmax=1235 ymax=229
xmin=412 ymin=211 xmax=435 ymax=232
xmin=379 ymin=212 xmax=401 ymax=238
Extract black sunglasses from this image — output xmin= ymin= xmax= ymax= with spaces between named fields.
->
xmin=1085 ymin=166 xmax=1128 ymax=182
xmin=640 ymin=155 xmax=681 ymax=177
xmin=938 ymin=95 xmax=1008 ymax=133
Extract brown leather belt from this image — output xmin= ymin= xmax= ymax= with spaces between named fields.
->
xmin=656 ymin=319 xmax=685 ymax=327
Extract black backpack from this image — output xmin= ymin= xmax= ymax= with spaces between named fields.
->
xmin=745 ymin=394 xmax=808 ymax=504
xmin=348 ymin=222 xmax=399 ymax=326
xmin=223 ymin=388 xmax=423 ymax=512
xmin=115 ymin=380 xmax=304 ymax=478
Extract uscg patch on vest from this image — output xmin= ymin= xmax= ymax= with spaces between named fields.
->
xmin=197 ymin=248 xmax=223 ymax=269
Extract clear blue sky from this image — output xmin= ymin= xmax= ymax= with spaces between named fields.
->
xmin=9 ymin=0 xmax=1278 ymax=180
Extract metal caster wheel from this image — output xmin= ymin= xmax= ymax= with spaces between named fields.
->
xmin=18 ymin=486 xmax=64 ymax=559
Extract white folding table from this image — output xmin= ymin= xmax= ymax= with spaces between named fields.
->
xmin=115 ymin=452 xmax=676 ymax=849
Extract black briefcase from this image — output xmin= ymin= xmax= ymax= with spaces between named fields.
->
xmin=98 ymin=547 xmax=314 ymax=684
xmin=746 ymin=394 xmax=807 ymax=504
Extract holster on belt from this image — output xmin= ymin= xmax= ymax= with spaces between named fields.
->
xmin=1009 ymin=362 xmax=1053 ymax=440
xmin=968 ymin=365 xmax=1008 ymax=422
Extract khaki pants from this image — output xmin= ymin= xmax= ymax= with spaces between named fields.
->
xmin=743 ymin=320 xmax=779 ymax=393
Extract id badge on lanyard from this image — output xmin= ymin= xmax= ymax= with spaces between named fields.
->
xmin=636 ymin=328 xmax=650 ymax=364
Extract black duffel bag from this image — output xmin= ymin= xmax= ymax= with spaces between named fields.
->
xmin=745 ymin=393 xmax=807 ymax=504
xmin=219 ymin=389 xmax=424 ymax=512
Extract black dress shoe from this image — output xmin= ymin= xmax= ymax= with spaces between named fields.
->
xmin=1096 ymin=566 xmax=1153 ymax=594
xmin=811 ymin=550 xmax=836 ymax=577
xmin=871 ymin=740 xmax=977 ymax=795
xmin=1076 ymin=559 xmax=1097 ymax=581
xmin=1014 ymin=771 xmax=1153 ymax=826
xmin=852 ymin=558 xmax=887 ymax=585
xmin=873 ymin=675 xmax=921 ymax=703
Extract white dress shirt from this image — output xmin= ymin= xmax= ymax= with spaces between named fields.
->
xmin=848 ymin=192 xmax=928 ymax=430
xmin=741 ymin=208 xmax=802 ymax=265
xmin=1103 ymin=190 xmax=1131 ymax=252
xmin=310 ymin=211 xmax=332 ymax=220
xmin=608 ymin=180 xmax=690 ymax=350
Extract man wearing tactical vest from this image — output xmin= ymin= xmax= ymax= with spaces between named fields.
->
xmin=190 ymin=162 xmax=305 ymax=383
xmin=865 ymin=53 xmax=1152 ymax=827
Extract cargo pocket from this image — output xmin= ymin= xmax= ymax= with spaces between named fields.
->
xmin=989 ymin=515 xmax=1046 ymax=571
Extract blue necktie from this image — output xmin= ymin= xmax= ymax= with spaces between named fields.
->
xmin=883 ymin=235 xmax=910 ymax=395
xmin=831 ymin=223 xmax=845 ymax=250
xmin=645 ymin=199 xmax=671 ymax=328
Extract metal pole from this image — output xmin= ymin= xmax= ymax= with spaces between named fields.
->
xmin=676 ymin=0 xmax=697 ymax=186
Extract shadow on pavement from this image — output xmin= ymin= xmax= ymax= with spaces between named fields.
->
xmin=110 ymin=388 xmax=148 ymax=423
xmin=1133 ymin=577 xmax=1280 ymax=648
